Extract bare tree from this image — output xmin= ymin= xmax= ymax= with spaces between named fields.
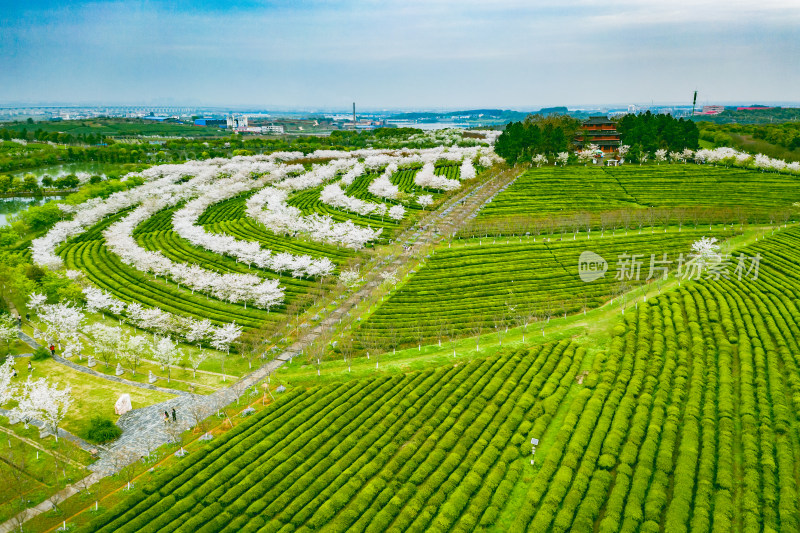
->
xmin=47 ymin=470 xmax=64 ymax=515
xmin=646 ymin=208 xmax=657 ymax=233
xmin=339 ymin=336 xmax=354 ymax=367
xmin=387 ymin=325 xmax=399 ymax=355
xmin=74 ymin=471 xmax=96 ymax=498
xmin=570 ymin=214 xmax=582 ymax=240
xmin=164 ymin=423 xmax=185 ymax=449
xmin=0 ymin=446 xmax=31 ymax=531
xmin=691 ymin=207 xmax=701 ymax=229
xmin=231 ymin=379 xmax=248 ymax=405
xmin=736 ymin=207 xmax=747 ymax=230
xmin=674 ymin=208 xmax=685 ymax=232
xmin=187 ymin=399 xmax=213 ymax=433
xmin=635 ymin=210 xmax=646 ymax=234
xmin=620 ymin=209 xmax=631 ymax=235
xmin=558 ymin=217 xmax=569 ymax=241
xmin=372 ymin=335 xmax=387 ymax=370
xmin=515 ymin=311 xmax=528 ymax=343
xmin=469 ymin=317 xmax=484 ymax=351
xmin=599 ymin=212 xmax=611 ymax=237
xmin=493 ymin=314 xmax=506 ymax=346
xmin=781 ymin=208 xmax=791 ymax=228
xmin=413 ymin=321 xmax=424 ymax=351
xmin=532 ymin=218 xmax=543 ymax=242
xmin=436 ymin=318 xmax=448 ymax=348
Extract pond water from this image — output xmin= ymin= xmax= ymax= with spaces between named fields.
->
xmin=10 ymin=162 xmax=117 ymax=184
xmin=0 ymin=196 xmax=63 ymax=227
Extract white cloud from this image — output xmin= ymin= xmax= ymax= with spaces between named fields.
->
xmin=0 ymin=0 xmax=798 ymax=107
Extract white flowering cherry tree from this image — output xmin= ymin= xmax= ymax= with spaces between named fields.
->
xmin=12 ymin=377 xmax=72 ymax=441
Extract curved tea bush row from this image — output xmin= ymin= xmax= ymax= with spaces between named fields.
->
xmin=289 ymin=185 xmax=402 ymax=233
xmin=504 ymin=225 xmax=800 ymax=532
xmin=82 ymin=340 xmax=585 ymax=532
xmin=359 ymin=229 xmax=713 ymax=345
xmin=60 ymin=238 xmax=268 ymax=329
xmin=199 ymin=191 xmax=357 ymax=261
xmin=134 ymin=229 xmax=322 ymax=308
xmin=135 ymin=206 xmax=326 ymax=292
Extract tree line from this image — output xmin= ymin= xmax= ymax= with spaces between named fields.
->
xmin=617 ymin=111 xmax=699 ymax=156
xmin=494 ymin=114 xmax=581 ymax=164
xmin=494 ymin=112 xmax=701 ymax=165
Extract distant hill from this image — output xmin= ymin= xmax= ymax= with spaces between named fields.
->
xmin=694 ymin=107 xmax=800 ymax=124
xmin=388 ymin=107 xmax=581 ymax=123
xmin=537 ymin=106 xmax=569 ymax=115
xmin=389 ymin=109 xmax=531 ymax=121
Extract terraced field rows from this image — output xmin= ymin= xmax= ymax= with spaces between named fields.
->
xmin=198 ymin=191 xmax=356 ymax=261
xmin=476 ymin=164 xmax=800 ymax=220
xmin=359 ymin=229 xmax=716 ymax=344
xmin=83 ymin=340 xmax=586 ymax=532
xmin=506 ymin=225 xmax=800 ymax=532
xmin=62 ymin=239 xmax=268 ymax=328
xmin=134 ymin=206 xmax=323 ymax=308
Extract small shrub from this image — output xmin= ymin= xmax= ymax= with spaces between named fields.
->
xmin=31 ymin=347 xmax=51 ymax=361
xmin=83 ymin=416 xmax=122 ymax=443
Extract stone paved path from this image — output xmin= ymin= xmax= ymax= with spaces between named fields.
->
xmin=52 ymin=354 xmax=189 ymax=396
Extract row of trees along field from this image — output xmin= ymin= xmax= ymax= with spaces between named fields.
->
xmin=698 ymin=121 xmax=800 ymax=162
xmin=0 ymin=127 xmax=467 ymax=174
xmin=616 ymin=111 xmax=699 ymax=154
xmin=494 ymin=115 xmax=581 ymax=164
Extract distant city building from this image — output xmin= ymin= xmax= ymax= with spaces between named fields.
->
xmin=575 ymin=116 xmax=621 ymax=153
xmin=194 ymin=118 xmax=227 ymax=127
xmin=695 ymin=105 xmax=725 ymax=116
xmin=227 ymin=114 xmax=249 ymax=129
xmin=261 ymin=124 xmax=285 ymax=134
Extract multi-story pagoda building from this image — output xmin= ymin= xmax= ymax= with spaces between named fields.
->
xmin=575 ymin=116 xmax=621 ymax=153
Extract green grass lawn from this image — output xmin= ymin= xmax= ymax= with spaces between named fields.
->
xmin=9 ymin=356 xmax=174 ymax=436
xmin=0 ymin=417 xmax=93 ymax=524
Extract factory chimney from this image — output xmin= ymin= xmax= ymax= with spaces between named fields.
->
xmin=353 ymin=102 xmax=356 ymax=127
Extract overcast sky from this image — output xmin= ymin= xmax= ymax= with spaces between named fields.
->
xmin=1 ymin=0 xmax=798 ymax=109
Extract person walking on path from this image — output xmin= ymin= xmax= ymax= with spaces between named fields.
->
xmin=27 ymin=361 xmax=32 ymax=373
xmin=16 ymin=315 xmax=21 ymax=328
xmin=172 ymin=407 xmax=177 ymax=423
xmin=163 ymin=411 xmax=169 ymax=425
xmin=49 ymin=344 xmax=56 ymax=356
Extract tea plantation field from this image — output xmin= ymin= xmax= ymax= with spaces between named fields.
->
xmin=83 ymin=224 xmax=800 ymax=532
xmin=358 ymin=228 xmax=719 ymax=345
xmin=466 ymin=165 xmax=800 ymax=238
